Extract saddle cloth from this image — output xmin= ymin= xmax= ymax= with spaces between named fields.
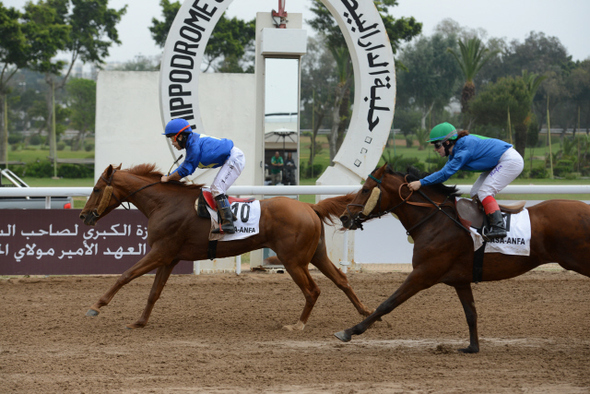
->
xmin=456 ymin=197 xmax=532 ymax=256
xmin=195 ymin=189 xmax=261 ymax=242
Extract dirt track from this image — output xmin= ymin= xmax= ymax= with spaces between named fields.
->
xmin=1 ymin=268 xmax=589 ymax=393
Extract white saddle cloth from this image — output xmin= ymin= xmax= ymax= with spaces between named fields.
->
xmin=470 ymin=209 xmax=531 ymax=256
xmin=206 ymin=200 xmax=261 ymax=242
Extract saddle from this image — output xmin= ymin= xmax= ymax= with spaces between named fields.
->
xmin=457 ymin=198 xmax=527 ymax=284
xmin=196 ymin=190 xmax=254 ymax=219
xmin=456 ymin=198 xmax=526 ymax=230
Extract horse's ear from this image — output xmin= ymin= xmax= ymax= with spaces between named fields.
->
xmin=106 ymin=164 xmax=114 ymax=177
xmin=116 ymin=163 xmax=122 ymax=170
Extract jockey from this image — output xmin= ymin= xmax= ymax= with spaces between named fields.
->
xmin=407 ymin=122 xmax=524 ymax=240
xmin=160 ymin=118 xmax=245 ymax=234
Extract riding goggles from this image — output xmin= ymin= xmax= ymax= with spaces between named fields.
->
xmin=170 ymin=125 xmax=191 ymax=142
xmin=433 ymin=141 xmax=443 ymax=149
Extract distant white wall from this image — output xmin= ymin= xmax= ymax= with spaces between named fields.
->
xmin=95 ymin=71 xmax=256 ymax=186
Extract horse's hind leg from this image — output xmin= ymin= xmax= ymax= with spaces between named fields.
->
xmin=280 ymin=258 xmax=321 ymax=331
xmin=86 ymin=251 xmax=169 ymax=319
xmin=334 ymin=268 xmax=437 ymax=342
xmin=126 ymin=260 xmax=179 ymax=329
xmin=310 ymin=241 xmax=372 ymax=317
xmin=454 ymin=284 xmax=479 ymax=353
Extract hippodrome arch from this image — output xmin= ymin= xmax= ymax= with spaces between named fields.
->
xmin=158 ymin=0 xmax=396 ymax=185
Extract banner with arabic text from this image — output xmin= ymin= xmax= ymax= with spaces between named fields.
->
xmin=0 ymin=210 xmax=193 ymax=275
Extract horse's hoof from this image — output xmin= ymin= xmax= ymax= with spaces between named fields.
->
xmin=282 ymin=321 xmax=305 ymax=331
xmin=86 ymin=309 xmax=99 ymax=317
xmin=458 ymin=346 xmax=479 ymax=354
xmin=334 ymin=330 xmax=351 ymax=342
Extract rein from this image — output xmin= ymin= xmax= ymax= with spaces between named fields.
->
xmin=93 ymin=169 xmax=161 ymax=219
xmin=348 ymin=172 xmax=468 ymax=236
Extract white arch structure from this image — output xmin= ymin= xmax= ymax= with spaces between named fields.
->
xmin=159 ymin=0 xmax=395 ymax=185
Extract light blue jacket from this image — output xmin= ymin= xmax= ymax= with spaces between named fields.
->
xmin=420 ymin=135 xmax=512 ymax=186
xmin=172 ymin=132 xmax=234 ymax=178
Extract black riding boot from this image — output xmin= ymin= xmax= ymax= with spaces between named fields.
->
xmin=484 ymin=210 xmax=507 ymax=239
xmin=212 ymin=194 xmax=236 ymax=234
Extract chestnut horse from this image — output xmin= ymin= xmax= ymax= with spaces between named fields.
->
xmin=336 ymin=164 xmax=590 ymax=352
xmin=80 ymin=164 xmax=372 ymax=330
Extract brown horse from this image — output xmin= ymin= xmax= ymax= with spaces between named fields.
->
xmin=336 ymin=164 xmax=590 ymax=352
xmin=80 ymin=163 xmax=372 ymax=330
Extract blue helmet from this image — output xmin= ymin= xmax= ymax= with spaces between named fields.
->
xmin=163 ymin=118 xmax=192 ymax=136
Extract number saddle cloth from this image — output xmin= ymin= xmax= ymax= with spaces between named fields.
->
xmin=195 ymin=189 xmax=261 ymax=241
xmin=455 ymin=197 xmax=532 ymax=256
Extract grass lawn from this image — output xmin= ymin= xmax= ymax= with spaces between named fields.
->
xmin=6 ymin=136 xmax=590 ymax=206
xmin=8 ymin=145 xmax=95 ymax=163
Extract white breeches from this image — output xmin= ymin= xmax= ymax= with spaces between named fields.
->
xmin=211 ymin=147 xmax=245 ymax=197
xmin=470 ymin=147 xmax=524 ymax=201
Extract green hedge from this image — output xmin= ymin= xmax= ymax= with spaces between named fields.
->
xmin=8 ymin=160 xmax=94 ymax=178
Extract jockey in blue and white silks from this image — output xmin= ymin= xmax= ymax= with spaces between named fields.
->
xmin=160 ymin=118 xmax=245 ymax=234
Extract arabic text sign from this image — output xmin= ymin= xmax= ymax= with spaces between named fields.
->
xmin=0 ymin=210 xmax=192 ymax=275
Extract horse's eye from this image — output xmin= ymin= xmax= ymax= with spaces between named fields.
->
xmin=93 ymin=188 xmax=100 ymax=193
xmin=361 ymin=188 xmax=371 ymax=194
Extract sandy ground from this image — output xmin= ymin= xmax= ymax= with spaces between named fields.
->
xmin=1 ymin=267 xmax=589 ymax=393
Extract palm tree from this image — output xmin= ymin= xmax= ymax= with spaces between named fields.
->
xmin=522 ymin=70 xmax=546 ymax=104
xmin=448 ymin=37 xmax=499 ymax=129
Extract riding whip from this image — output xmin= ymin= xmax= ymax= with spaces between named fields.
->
xmin=167 ymin=154 xmax=184 ymax=175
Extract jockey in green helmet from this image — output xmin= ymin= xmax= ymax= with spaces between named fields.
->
xmin=408 ymin=122 xmax=524 ymax=240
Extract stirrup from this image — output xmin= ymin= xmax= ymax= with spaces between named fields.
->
xmin=482 ymin=226 xmax=507 ymax=241
xmin=221 ymin=222 xmax=236 ymax=234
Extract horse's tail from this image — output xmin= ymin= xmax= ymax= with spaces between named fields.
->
xmin=308 ymin=193 xmax=356 ymax=226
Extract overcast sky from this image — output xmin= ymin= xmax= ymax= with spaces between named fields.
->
xmin=4 ymin=0 xmax=590 ymax=63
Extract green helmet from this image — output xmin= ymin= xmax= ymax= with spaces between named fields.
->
xmin=427 ymin=122 xmax=457 ymax=143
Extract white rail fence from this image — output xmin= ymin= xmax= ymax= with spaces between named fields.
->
xmin=3 ymin=184 xmax=590 ymax=201
xmin=3 ymin=185 xmax=589 ymax=273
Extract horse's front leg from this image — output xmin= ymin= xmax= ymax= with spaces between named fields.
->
xmin=86 ymin=250 xmax=170 ymax=319
xmin=334 ymin=268 xmax=437 ymax=342
xmin=454 ymin=284 xmax=479 ymax=353
xmin=126 ymin=260 xmax=179 ymax=329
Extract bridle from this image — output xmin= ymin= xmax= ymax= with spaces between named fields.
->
xmin=88 ymin=168 xmax=160 ymax=222
xmin=345 ymin=171 xmax=467 ymax=236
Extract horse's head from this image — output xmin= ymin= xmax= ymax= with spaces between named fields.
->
xmin=80 ymin=164 xmax=122 ymax=226
xmin=340 ymin=164 xmax=400 ymax=230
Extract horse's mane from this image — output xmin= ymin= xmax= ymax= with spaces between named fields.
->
xmin=127 ymin=163 xmax=163 ymax=178
xmin=125 ymin=163 xmax=203 ymax=189
xmin=385 ymin=164 xmax=460 ymax=198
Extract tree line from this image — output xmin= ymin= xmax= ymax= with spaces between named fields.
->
xmin=0 ymin=0 xmax=126 ymax=170
xmin=2 ymin=0 xmax=589 ymax=178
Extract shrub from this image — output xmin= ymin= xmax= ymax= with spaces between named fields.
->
xmin=553 ymin=160 xmax=574 ymax=177
xmin=7 ymin=164 xmax=25 ymax=177
xmin=84 ymin=142 xmax=94 ymax=152
xmin=57 ymin=164 xmax=94 ymax=178
xmin=25 ymin=160 xmax=53 ymax=177
xmin=388 ymin=155 xmax=423 ymax=173
xmin=529 ymin=167 xmax=547 ymax=179
xmin=29 ymin=134 xmax=42 ymax=146
xmin=57 ymin=142 xmax=66 ymax=151
xmin=8 ymin=134 xmax=23 ymax=144
xmin=300 ymin=162 xmax=326 ymax=178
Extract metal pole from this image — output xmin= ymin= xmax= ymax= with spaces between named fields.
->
xmin=51 ymin=81 xmax=58 ymax=179
xmin=340 ymin=230 xmax=350 ymax=274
